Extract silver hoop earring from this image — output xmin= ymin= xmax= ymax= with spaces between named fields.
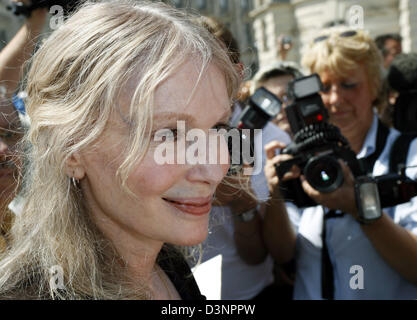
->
xmin=71 ymin=177 xmax=80 ymax=188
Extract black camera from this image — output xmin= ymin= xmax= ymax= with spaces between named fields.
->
xmin=275 ymin=74 xmax=363 ymax=207
xmin=227 ymin=87 xmax=283 ymax=176
xmin=235 ymin=87 xmax=282 ymax=130
xmin=376 ymin=172 xmax=417 ymax=207
xmin=355 ymin=171 xmax=417 ymax=225
xmin=7 ymin=0 xmax=79 ymax=17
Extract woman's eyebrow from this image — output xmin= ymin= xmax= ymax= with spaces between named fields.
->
xmin=153 ymin=112 xmax=196 ymax=124
xmin=153 ymin=108 xmax=232 ymax=126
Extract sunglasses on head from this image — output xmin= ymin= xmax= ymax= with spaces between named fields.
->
xmin=313 ymin=30 xmax=358 ymax=43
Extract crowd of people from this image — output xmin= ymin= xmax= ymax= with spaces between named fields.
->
xmin=0 ymin=0 xmax=416 ymax=300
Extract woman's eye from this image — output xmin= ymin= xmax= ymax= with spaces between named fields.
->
xmin=154 ymin=128 xmax=178 ymax=142
xmin=321 ymin=85 xmax=331 ymax=93
xmin=341 ymin=82 xmax=357 ymax=89
xmin=170 ymin=129 xmax=178 ymax=141
xmin=212 ymin=123 xmax=232 ymax=131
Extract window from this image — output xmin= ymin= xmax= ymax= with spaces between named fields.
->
xmin=172 ymin=0 xmax=182 ymax=7
xmin=241 ymin=0 xmax=249 ymax=10
xmin=219 ymin=0 xmax=229 ymax=12
xmin=245 ymin=23 xmax=253 ymax=44
xmin=194 ymin=0 xmax=206 ymax=10
xmin=262 ymin=20 xmax=269 ymax=51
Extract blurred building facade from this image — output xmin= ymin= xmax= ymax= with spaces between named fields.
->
xmin=250 ymin=0 xmax=417 ymax=69
xmin=0 ymin=0 xmax=416 ymax=74
xmin=164 ymin=0 xmax=259 ymax=77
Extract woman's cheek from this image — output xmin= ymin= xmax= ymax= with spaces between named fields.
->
xmin=127 ymin=159 xmax=184 ymax=195
xmin=218 ymin=163 xmax=230 ymax=182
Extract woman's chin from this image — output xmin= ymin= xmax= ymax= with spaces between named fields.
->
xmin=174 ymin=228 xmax=209 ymax=247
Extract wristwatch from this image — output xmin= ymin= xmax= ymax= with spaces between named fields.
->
xmin=354 ymin=176 xmax=382 ymax=224
xmin=236 ymin=204 xmax=260 ymax=222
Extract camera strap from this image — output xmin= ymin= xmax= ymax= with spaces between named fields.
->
xmin=389 ymin=133 xmax=417 ymax=174
xmin=321 ymin=209 xmax=344 ymax=300
xmin=321 ymin=121 xmax=389 ymax=300
xmin=358 ymin=120 xmax=390 ymax=174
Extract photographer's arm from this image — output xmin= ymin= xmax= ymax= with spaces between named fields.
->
xmin=262 ymin=141 xmax=297 ymax=264
xmin=214 ymin=176 xmax=268 ymax=265
xmin=0 ymin=4 xmax=47 ymax=99
xmin=302 ymin=161 xmax=417 ymax=285
xmin=232 ymin=202 xmax=268 ymax=265
xmin=361 ymin=214 xmax=417 ymax=284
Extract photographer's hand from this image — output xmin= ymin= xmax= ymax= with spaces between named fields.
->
xmin=264 ymin=140 xmax=300 ymax=196
xmin=263 ymin=140 xmax=297 ymax=264
xmin=300 ymin=159 xmax=358 ymax=218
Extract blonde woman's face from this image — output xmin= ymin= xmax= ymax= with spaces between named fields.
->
xmin=319 ymin=65 xmax=375 ymax=141
xmin=79 ymin=60 xmax=231 ymax=251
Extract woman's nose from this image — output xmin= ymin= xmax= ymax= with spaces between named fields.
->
xmin=187 ymin=162 xmax=229 ymax=187
xmin=186 ymin=133 xmax=230 ymax=186
xmin=327 ymin=85 xmax=342 ymax=107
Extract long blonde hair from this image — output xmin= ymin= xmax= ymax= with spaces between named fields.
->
xmin=0 ymin=0 xmax=239 ymax=299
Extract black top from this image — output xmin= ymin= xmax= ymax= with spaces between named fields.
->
xmin=158 ymin=245 xmax=206 ymax=301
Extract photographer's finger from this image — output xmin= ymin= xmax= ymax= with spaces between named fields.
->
xmin=300 ymin=176 xmax=321 ymax=199
xmin=265 ymin=141 xmax=286 ymax=160
xmin=282 ymin=165 xmax=301 ymax=181
xmin=339 ymin=159 xmax=355 ymax=186
xmin=266 ymin=154 xmax=293 ymax=167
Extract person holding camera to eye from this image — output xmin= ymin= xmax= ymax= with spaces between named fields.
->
xmin=263 ymin=26 xmax=417 ymax=300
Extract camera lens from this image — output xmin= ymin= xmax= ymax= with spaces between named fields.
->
xmin=304 ymin=155 xmax=344 ymax=193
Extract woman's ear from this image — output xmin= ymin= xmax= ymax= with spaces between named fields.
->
xmin=65 ymin=153 xmax=86 ymax=180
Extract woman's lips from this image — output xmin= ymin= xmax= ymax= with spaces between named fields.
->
xmin=163 ymin=197 xmax=212 ymax=216
xmin=330 ymin=110 xmax=349 ymax=118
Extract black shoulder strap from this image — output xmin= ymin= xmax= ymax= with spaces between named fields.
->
xmin=359 ymin=120 xmax=390 ymax=174
xmin=158 ymin=245 xmax=206 ymax=301
xmin=389 ymin=133 xmax=417 ymax=174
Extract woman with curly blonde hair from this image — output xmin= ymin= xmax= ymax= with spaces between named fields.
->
xmin=0 ymin=0 xmax=240 ymax=299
